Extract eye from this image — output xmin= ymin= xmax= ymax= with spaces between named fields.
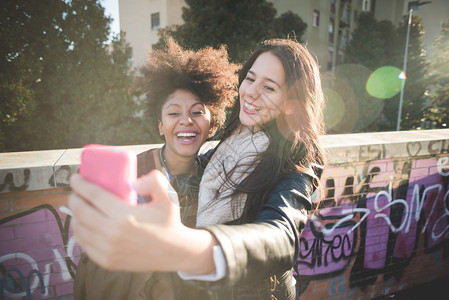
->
xmin=167 ymin=112 xmax=179 ymax=116
xmin=245 ymin=75 xmax=255 ymax=83
xmin=192 ymin=110 xmax=205 ymax=116
xmin=264 ymin=85 xmax=275 ymax=92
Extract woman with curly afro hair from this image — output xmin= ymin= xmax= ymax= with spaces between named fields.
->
xmin=73 ymin=37 xmax=239 ymax=300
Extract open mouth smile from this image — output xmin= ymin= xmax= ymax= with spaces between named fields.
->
xmin=176 ymin=132 xmax=198 ymax=141
xmin=244 ymin=101 xmax=261 ymax=112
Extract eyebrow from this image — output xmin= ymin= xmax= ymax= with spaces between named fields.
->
xmin=164 ymin=101 xmax=205 ymax=110
xmin=192 ymin=102 xmax=206 ymax=108
xmin=248 ymin=70 xmax=282 ymax=89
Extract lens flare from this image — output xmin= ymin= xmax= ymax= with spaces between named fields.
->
xmin=323 ymin=64 xmax=384 ymax=133
xmin=366 ymin=66 xmax=404 ymax=99
xmin=323 ymin=88 xmax=346 ymax=130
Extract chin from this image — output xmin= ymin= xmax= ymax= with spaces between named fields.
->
xmin=239 ymin=113 xmax=254 ymax=127
xmin=177 ymin=146 xmax=200 ymax=156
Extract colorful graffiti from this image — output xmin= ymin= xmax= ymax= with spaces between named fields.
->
xmin=298 ymin=154 xmax=449 ymax=295
xmin=0 ymin=205 xmax=81 ymax=299
xmin=1 ymin=140 xmax=448 ymax=299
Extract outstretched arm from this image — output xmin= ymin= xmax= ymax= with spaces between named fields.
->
xmin=69 ymin=170 xmax=217 ymax=275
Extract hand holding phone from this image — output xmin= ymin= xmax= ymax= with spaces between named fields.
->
xmin=79 ymin=144 xmax=137 ymax=206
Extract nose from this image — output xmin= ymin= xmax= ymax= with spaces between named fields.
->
xmin=179 ymin=114 xmax=193 ymax=125
xmin=245 ymin=81 xmax=260 ymax=100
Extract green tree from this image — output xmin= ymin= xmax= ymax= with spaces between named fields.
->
xmin=157 ymin=0 xmax=306 ymax=63
xmin=393 ymin=14 xmax=428 ymax=130
xmin=342 ymin=13 xmax=400 ymax=132
xmin=424 ymin=19 xmax=449 ymax=128
xmin=345 ymin=12 xmax=428 ymax=132
xmin=273 ymin=11 xmax=307 ymax=40
xmin=0 ymin=0 xmax=146 ymax=152
xmin=346 ymin=13 xmax=397 ymax=70
xmin=0 ymin=0 xmax=64 ymax=150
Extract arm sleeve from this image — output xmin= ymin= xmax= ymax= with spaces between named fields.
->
xmin=202 ymin=172 xmax=314 ymax=287
xmin=177 ymin=245 xmax=226 ymax=281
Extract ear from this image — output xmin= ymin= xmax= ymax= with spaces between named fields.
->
xmin=158 ymin=120 xmax=164 ymax=136
xmin=283 ymin=100 xmax=297 ymax=116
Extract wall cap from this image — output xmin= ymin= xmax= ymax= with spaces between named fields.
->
xmin=1 ymin=129 xmax=448 ymax=193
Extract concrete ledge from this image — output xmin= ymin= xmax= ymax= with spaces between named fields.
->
xmin=1 ymin=129 xmax=448 ymax=193
xmin=321 ymin=129 xmax=449 ymax=164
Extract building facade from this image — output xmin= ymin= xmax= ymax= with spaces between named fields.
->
xmin=270 ymin=0 xmax=372 ymax=72
xmin=119 ymin=0 xmax=371 ymax=71
xmin=118 ymin=0 xmax=446 ymax=72
xmin=118 ymin=0 xmax=185 ymax=68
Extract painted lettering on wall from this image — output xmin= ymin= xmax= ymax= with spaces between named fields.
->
xmin=0 ymin=169 xmax=30 ymax=192
xmin=0 ymin=205 xmax=80 ymax=299
xmin=298 ymin=155 xmax=449 ymax=296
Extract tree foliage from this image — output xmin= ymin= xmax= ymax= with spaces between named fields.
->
xmin=0 ymin=0 xmax=146 ymax=152
xmin=273 ymin=11 xmax=307 ymax=40
xmin=157 ymin=0 xmax=307 ymax=63
xmin=424 ymin=19 xmax=449 ymax=128
xmin=345 ymin=12 xmax=428 ymax=131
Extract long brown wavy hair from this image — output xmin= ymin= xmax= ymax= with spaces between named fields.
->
xmin=218 ymin=38 xmax=326 ymax=222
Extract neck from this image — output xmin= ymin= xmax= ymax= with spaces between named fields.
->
xmin=161 ymin=146 xmax=198 ymax=177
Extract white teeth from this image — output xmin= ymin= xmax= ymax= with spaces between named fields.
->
xmin=177 ymin=132 xmax=197 ymax=137
xmin=244 ymin=101 xmax=261 ymax=112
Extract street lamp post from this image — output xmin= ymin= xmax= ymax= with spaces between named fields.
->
xmin=396 ymin=1 xmax=431 ymax=131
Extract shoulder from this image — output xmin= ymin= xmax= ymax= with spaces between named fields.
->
xmin=269 ymin=164 xmax=323 ymax=209
xmin=277 ymin=163 xmax=323 ymax=190
xmin=272 ymin=172 xmax=313 ymax=196
xmin=137 ymin=148 xmax=160 ymax=177
xmin=198 ymin=147 xmax=216 ymax=169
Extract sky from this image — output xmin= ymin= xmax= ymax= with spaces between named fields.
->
xmin=101 ymin=0 xmax=120 ymax=36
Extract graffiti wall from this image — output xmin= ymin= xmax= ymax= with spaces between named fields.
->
xmin=298 ymin=139 xmax=449 ymax=299
xmin=0 ymin=133 xmax=448 ymax=299
xmin=0 ymin=203 xmax=81 ymax=299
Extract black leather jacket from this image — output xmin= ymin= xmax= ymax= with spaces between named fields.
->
xmin=185 ymin=171 xmax=315 ymax=300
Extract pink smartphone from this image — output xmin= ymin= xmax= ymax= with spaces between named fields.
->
xmin=79 ymin=144 xmax=137 ymax=206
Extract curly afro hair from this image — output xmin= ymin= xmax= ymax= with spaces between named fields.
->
xmin=139 ymin=37 xmax=240 ymax=139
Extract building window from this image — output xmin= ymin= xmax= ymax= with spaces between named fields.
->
xmin=363 ymin=0 xmax=370 ymax=11
xmin=337 ymin=51 xmax=344 ymax=66
xmin=313 ymin=9 xmax=320 ymax=27
xmin=338 ymin=29 xmax=342 ymax=46
xmin=151 ymin=12 xmax=160 ymax=30
xmin=328 ymin=17 xmax=334 ymax=44
xmin=344 ymin=6 xmax=350 ymax=24
xmin=327 ymin=49 xmax=334 ymax=71
xmin=341 ymin=30 xmax=349 ymax=49
xmin=330 ymin=0 xmax=336 ymax=14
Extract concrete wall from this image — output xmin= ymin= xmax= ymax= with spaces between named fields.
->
xmin=1 ymin=129 xmax=448 ymax=299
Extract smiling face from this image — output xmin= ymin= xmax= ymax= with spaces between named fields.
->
xmin=158 ymin=89 xmax=211 ymax=160
xmin=239 ymin=51 xmax=288 ymax=129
